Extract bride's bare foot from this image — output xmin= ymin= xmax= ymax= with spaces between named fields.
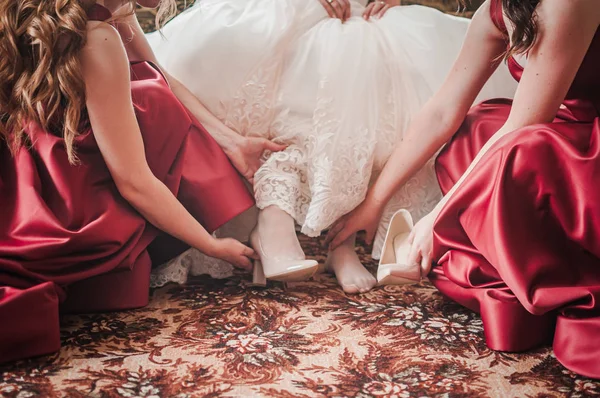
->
xmin=326 ymin=234 xmax=376 ymax=294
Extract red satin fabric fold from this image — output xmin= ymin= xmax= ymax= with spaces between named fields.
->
xmin=432 ymin=100 xmax=600 ymax=378
xmin=0 ymin=61 xmax=254 ymax=363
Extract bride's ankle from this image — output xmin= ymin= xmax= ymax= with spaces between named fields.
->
xmin=255 ymin=206 xmax=305 ymax=258
xmin=258 ymin=205 xmax=295 ymax=230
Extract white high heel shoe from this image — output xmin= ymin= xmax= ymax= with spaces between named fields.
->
xmin=249 ymin=227 xmax=319 ymax=286
xmin=377 ymin=209 xmax=421 ymax=285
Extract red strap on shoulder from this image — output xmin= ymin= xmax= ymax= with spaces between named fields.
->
xmin=490 ymin=0 xmax=508 ymax=34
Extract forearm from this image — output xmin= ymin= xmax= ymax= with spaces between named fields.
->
xmin=119 ymin=174 xmax=218 ymax=256
xmin=369 ymin=101 xmax=465 ymax=206
xmin=166 ymin=72 xmax=243 ymax=152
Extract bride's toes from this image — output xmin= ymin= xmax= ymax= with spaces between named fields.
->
xmin=338 ymin=273 xmax=376 ymax=294
xmin=360 ymin=276 xmax=377 ymax=292
xmin=327 ymin=244 xmax=377 ymax=294
xmin=340 ymin=283 xmax=361 ymax=294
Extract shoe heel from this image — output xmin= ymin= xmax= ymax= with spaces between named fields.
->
xmin=251 ymin=260 xmax=267 ymax=287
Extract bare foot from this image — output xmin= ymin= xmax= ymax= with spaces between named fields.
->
xmin=326 ymin=234 xmax=376 ymax=294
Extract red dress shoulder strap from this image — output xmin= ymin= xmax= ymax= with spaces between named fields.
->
xmin=86 ymin=4 xmax=112 ymax=22
xmin=490 ymin=0 xmax=508 ymax=35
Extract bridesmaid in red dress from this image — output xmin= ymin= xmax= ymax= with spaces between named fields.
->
xmin=327 ymin=0 xmax=600 ymax=378
xmin=0 ymin=0 xmax=284 ymax=363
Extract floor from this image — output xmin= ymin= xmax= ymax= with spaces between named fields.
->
xmin=2 ymin=235 xmax=599 ymax=397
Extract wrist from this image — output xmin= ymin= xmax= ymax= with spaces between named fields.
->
xmin=200 ymin=236 xmax=221 ymax=258
xmin=208 ymin=124 xmax=245 ymax=153
xmin=365 ymin=189 xmax=388 ymax=212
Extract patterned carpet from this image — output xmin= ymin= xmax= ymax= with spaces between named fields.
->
xmin=2 ymin=235 xmax=600 ymax=397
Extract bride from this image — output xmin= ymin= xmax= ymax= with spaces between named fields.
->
xmin=147 ymin=0 xmax=517 ymax=293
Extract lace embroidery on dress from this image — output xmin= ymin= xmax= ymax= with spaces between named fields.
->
xmin=254 ymin=76 xmax=375 ymax=237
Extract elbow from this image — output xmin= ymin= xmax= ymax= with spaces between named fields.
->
xmin=116 ymin=180 xmax=141 ymax=204
xmin=113 ymin=170 xmax=155 ymax=205
xmin=426 ymin=101 xmax=467 ymax=145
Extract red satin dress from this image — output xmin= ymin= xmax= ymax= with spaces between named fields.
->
xmin=431 ymin=0 xmax=600 ymax=379
xmin=0 ymin=4 xmax=254 ymax=364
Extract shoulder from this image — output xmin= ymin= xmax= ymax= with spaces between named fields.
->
xmin=469 ymin=0 xmax=506 ymax=41
xmin=84 ymin=21 xmax=125 ymax=53
xmin=536 ymin=0 xmax=600 ymax=30
xmin=80 ymin=21 xmax=129 ymax=87
xmin=80 ymin=22 xmax=132 ymax=99
xmin=533 ymin=0 xmax=600 ymax=47
xmin=537 ymin=0 xmax=600 ymax=15
xmin=80 ymin=22 xmax=130 ymax=85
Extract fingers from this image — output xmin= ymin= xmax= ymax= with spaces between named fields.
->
xmin=244 ymin=246 xmax=260 ymax=261
xmin=243 ymin=170 xmax=255 ymax=184
xmin=321 ymin=0 xmax=344 ymax=20
xmin=328 ymin=225 xmax=354 ymax=250
xmin=319 ymin=0 xmax=336 ymax=18
xmin=363 ymin=1 xmax=386 ymax=20
xmin=324 ymin=219 xmax=345 ymax=246
xmin=362 ymin=3 xmax=373 ymax=19
xmin=407 ymin=240 xmax=421 ymax=270
xmin=420 ymin=253 xmax=432 ymax=277
xmin=339 ymin=0 xmax=351 ymax=21
xmin=376 ymin=4 xmax=390 ymax=18
xmin=235 ymin=255 xmax=252 ymax=271
xmin=330 ymin=0 xmax=345 ymax=20
xmin=264 ymin=140 xmax=288 ymax=152
xmin=243 ymin=246 xmax=255 ymax=258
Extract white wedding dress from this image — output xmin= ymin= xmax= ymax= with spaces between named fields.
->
xmin=147 ymin=0 xmax=517 ymax=286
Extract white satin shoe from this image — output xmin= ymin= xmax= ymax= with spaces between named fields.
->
xmin=377 ymin=209 xmax=421 ymax=285
xmin=249 ymin=227 xmax=319 ymax=286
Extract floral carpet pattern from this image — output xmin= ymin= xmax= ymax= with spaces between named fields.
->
xmin=2 ymin=235 xmax=600 ymax=397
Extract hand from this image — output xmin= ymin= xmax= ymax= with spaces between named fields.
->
xmin=319 ymin=0 xmax=351 ymax=21
xmin=226 ymin=137 xmax=287 ymax=184
xmin=363 ymin=0 xmax=392 ymax=20
xmin=325 ymin=196 xmax=385 ymax=250
xmin=207 ymin=237 xmax=258 ymax=271
xmin=406 ymin=210 xmax=438 ymax=276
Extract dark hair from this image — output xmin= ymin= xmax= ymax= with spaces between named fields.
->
xmin=502 ymin=0 xmax=541 ymax=59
